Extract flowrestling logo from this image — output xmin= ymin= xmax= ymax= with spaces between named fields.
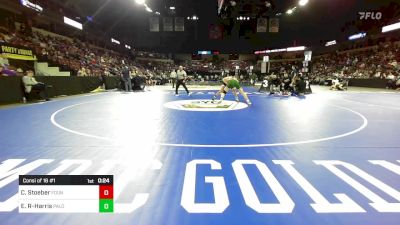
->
xmin=359 ymin=12 xmax=382 ymax=20
xmin=164 ymin=99 xmax=248 ymax=111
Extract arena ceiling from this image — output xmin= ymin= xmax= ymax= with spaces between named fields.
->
xmin=57 ymin=0 xmax=399 ymax=53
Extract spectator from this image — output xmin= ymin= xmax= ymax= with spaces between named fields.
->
xmin=41 ymin=48 xmax=48 ymax=61
xmin=170 ymin=69 xmax=177 ymax=88
xmin=0 ymin=65 xmax=17 ymax=76
xmin=386 ymin=71 xmax=397 ymax=89
xmin=16 ymin=68 xmax=24 ymax=76
xmin=77 ymin=68 xmax=87 ymax=76
xmin=22 ymin=70 xmax=50 ymax=101
xmin=122 ymin=66 xmax=132 ymax=92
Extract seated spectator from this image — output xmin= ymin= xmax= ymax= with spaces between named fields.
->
xmin=22 ymin=70 xmax=50 ymax=101
xmin=269 ymin=74 xmax=281 ymax=95
xmin=16 ymin=68 xmax=24 ymax=76
xmin=0 ymin=65 xmax=17 ymax=76
xmin=41 ymin=48 xmax=48 ymax=61
xmin=386 ymin=72 xmax=397 ymax=89
xmin=281 ymin=73 xmax=292 ymax=94
xmin=293 ymin=77 xmax=307 ymax=96
xmin=0 ymin=34 xmax=6 ymax=43
xmin=77 ymin=67 xmax=87 ymax=76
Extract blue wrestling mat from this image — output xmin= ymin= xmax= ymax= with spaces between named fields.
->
xmin=0 ymin=88 xmax=399 ymax=225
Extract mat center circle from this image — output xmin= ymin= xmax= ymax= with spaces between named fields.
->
xmin=163 ymin=99 xmax=249 ymax=111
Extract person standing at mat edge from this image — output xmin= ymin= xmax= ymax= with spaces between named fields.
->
xmin=122 ymin=65 xmax=132 ymax=92
xmin=170 ymin=69 xmax=177 ymax=89
xmin=175 ymin=66 xmax=191 ymax=96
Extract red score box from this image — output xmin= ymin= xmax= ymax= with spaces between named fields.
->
xmin=99 ymin=185 xmax=113 ymax=199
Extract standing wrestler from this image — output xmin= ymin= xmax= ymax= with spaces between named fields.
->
xmin=212 ymin=76 xmax=252 ymax=105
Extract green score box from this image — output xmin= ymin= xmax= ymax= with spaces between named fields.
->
xmin=99 ymin=199 xmax=114 ymax=213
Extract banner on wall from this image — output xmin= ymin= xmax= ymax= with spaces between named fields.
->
xmin=257 ymin=18 xmax=268 ymax=32
xmin=0 ymin=44 xmax=37 ymax=60
xmin=174 ymin=17 xmax=184 ymax=32
xmin=149 ymin=17 xmax=160 ymax=32
xmin=269 ymin=18 xmax=279 ymax=33
xmin=163 ymin=17 xmax=173 ymax=32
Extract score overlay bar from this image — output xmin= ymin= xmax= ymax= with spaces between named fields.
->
xmin=19 ymin=175 xmax=113 ymax=213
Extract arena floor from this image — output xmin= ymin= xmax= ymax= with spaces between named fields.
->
xmin=0 ymin=85 xmax=399 ymax=225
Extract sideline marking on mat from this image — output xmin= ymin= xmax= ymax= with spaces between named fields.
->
xmin=51 ymin=101 xmax=368 ymax=148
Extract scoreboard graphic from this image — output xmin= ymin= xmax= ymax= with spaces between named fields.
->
xmin=19 ymin=175 xmax=113 ymax=213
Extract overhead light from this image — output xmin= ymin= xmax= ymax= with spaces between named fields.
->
xmin=348 ymin=32 xmax=366 ymax=40
xmin=239 ymin=16 xmax=243 ymax=20
xmin=325 ymin=40 xmax=337 ymax=46
xmin=269 ymin=48 xmax=287 ymax=53
xmin=299 ymin=0 xmax=309 ymax=6
xmin=382 ymin=22 xmax=400 ymax=33
xmin=255 ymin=48 xmax=288 ymax=54
xmin=146 ymin=7 xmax=152 ymax=12
xmin=187 ymin=17 xmax=190 ymax=20
xmin=111 ymin=38 xmax=120 ymax=45
xmin=170 ymin=6 xmax=175 ymax=10
xmin=64 ymin=16 xmax=83 ymax=30
xmin=135 ymin=0 xmax=145 ymax=5
xmin=287 ymin=46 xmax=306 ymax=52
xmin=286 ymin=6 xmax=297 ymax=15
xmin=20 ymin=0 xmax=43 ymax=12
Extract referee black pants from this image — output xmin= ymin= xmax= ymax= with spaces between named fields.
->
xmin=175 ymin=79 xmax=189 ymax=94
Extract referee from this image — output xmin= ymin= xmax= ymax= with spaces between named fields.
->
xmin=175 ymin=66 xmax=192 ymax=96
